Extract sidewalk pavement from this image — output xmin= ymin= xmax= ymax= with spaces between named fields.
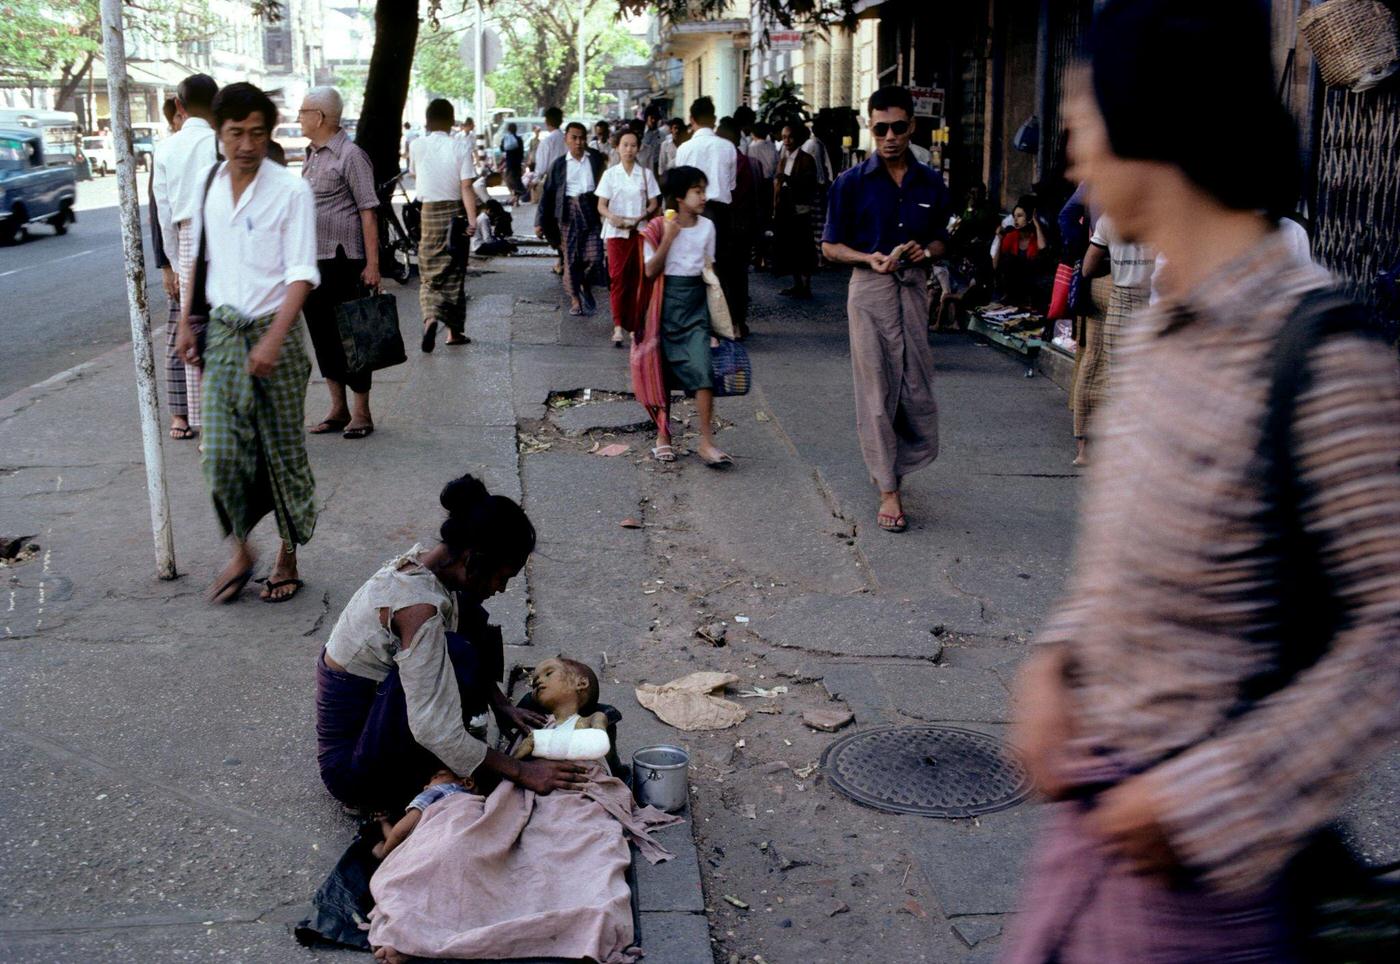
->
xmin=3 ymin=234 xmax=1395 ymax=964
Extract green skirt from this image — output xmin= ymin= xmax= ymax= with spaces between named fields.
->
xmin=660 ymin=275 xmax=711 ymax=392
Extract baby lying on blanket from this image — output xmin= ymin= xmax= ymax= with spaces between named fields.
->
xmin=371 ymin=657 xmax=615 ymax=861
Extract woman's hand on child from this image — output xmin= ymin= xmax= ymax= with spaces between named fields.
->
xmin=515 ymin=759 xmax=589 ymax=795
xmin=496 ymin=703 xmax=548 ymax=733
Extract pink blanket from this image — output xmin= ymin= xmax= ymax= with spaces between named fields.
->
xmin=368 ymin=765 xmax=682 ymax=962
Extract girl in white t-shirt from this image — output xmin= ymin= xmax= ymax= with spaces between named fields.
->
xmin=596 ymin=129 xmax=661 ymax=347
xmin=632 ymin=166 xmax=732 ymax=467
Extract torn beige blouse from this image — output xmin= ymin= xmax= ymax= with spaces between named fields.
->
xmin=324 ymin=544 xmax=487 ymax=778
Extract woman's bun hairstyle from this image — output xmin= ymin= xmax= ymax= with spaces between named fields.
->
xmin=439 ymin=473 xmax=537 ymax=580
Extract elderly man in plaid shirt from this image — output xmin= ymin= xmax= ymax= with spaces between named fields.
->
xmin=176 ymin=83 xmax=320 ymax=605
xmin=298 ymin=86 xmax=380 ymax=440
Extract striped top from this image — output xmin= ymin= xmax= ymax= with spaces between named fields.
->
xmin=1043 ymin=229 xmax=1400 ymax=895
xmin=302 ymin=129 xmax=378 ymax=261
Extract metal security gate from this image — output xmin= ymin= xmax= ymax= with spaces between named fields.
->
xmin=1312 ymin=84 xmax=1400 ymax=329
xmin=1042 ymin=0 xmax=1095 ymax=175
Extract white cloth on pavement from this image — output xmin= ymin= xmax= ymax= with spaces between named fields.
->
xmin=675 ymin=127 xmax=736 ymax=204
xmin=197 ymin=158 xmax=320 ymax=319
xmin=410 ymin=132 xmax=476 ymax=203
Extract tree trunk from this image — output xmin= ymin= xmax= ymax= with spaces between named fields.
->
xmin=356 ymin=0 xmax=420 ymax=189
xmin=55 ymin=53 xmax=97 ymax=115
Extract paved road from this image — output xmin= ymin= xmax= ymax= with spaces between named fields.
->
xmin=0 ymin=176 xmax=161 ymax=399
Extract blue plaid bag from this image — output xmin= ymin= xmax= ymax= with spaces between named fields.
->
xmin=710 ymin=339 xmax=752 ymax=397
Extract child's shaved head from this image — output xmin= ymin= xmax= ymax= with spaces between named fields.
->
xmin=557 ymin=658 xmax=599 ymax=714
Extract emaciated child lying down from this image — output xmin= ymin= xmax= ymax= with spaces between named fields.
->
xmin=368 ymin=655 xmax=682 ymax=964
xmin=371 ymin=657 xmax=617 ymax=862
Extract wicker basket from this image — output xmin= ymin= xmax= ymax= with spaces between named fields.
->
xmin=1299 ymin=0 xmax=1400 ymax=91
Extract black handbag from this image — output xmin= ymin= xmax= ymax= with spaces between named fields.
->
xmin=448 ymin=213 xmax=472 ymax=259
xmin=334 ymin=289 xmax=406 ymax=376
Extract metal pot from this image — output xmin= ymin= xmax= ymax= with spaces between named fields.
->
xmin=631 ymin=744 xmax=690 ymax=813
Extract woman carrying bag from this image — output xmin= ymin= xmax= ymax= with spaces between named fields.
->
xmin=596 ymin=128 xmax=661 ymax=348
xmin=630 ymin=166 xmax=735 ymax=468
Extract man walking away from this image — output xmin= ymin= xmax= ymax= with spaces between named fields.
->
xmin=175 ymin=83 xmax=319 ymax=605
xmin=1004 ymin=2 xmax=1400 ymax=961
xmin=536 ymin=122 xmax=607 ymax=316
xmin=153 ymin=72 xmax=218 ymax=440
xmin=410 ymin=98 xmax=477 ymax=352
xmin=639 ymin=106 xmax=665 ymax=173
xmin=821 ymin=86 xmax=952 ymax=533
xmin=675 ymin=97 xmax=743 ymax=337
xmin=747 ymin=121 xmax=779 ymax=270
xmin=150 ymin=96 xmax=187 ymax=439
xmin=658 ymin=117 xmax=685 ymax=176
xmin=298 ymin=86 xmax=380 ymax=439
xmin=532 ymin=106 xmax=566 ymax=203
xmin=501 ymin=122 xmax=526 ymax=202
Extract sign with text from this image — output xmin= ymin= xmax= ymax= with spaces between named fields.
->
xmin=909 ymin=86 xmax=945 ymax=121
xmin=769 ymin=30 xmax=804 ymax=50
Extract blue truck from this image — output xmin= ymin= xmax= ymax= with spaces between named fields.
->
xmin=0 ymin=127 xmax=78 ymax=244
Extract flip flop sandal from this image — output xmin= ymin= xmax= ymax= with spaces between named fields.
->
xmin=878 ymin=513 xmax=908 ymax=533
xmin=701 ymin=452 xmax=735 ymax=469
xmin=169 ymin=425 xmax=197 ymax=440
xmin=207 ymin=565 xmax=254 ymax=604
xmin=342 ymin=424 xmax=375 ymax=440
xmin=421 ymin=321 xmax=438 ymax=353
xmin=612 ymin=331 xmax=625 ymax=348
xmin=310 ymin=418 xmax=350 ymax=435
xmin=568 ymin=306 xmax=586 ymax=317
xmin=650 ymin=445 xmax=677 ymax=463
xmin=257 ymin=578 xmax=305 ymax=603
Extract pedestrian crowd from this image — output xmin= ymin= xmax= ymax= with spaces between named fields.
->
xmin=133 ymin=0 xmax=1400 ymax=957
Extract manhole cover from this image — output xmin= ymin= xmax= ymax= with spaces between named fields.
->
xmin=821 ymin=725 xmax=1032 ymax=817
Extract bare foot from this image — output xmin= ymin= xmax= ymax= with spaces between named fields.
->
xmin=373 ymin=946 xmax=409 ymax=964
xmin=207 ymin=544 xmax=255 ymax=604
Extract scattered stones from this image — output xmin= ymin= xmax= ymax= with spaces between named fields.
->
xmin=827 ymin=901 xmax=850 ymax=917
xmin=802 ymin=707 xmax=855 ymax=732
xmin=723 ymin=894 xmax=750 ymax=910
xmin=697 ymin=621 xmax=728 ymax=646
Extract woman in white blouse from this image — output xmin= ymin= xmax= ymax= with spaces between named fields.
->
xmin=596 ymin=129 xmax=661 ymax=347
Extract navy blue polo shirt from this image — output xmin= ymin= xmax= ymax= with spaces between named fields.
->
xmin=821 ymin=153 xmax=953 ymax=255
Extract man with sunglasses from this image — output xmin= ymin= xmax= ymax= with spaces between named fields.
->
xmin=822 ymin=85 xmax=952 ymax=534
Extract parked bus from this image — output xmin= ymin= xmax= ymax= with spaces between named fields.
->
xmin=0 ymin=109 xmax=88 ymax=178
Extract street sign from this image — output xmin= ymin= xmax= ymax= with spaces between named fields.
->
xmin=458 ymin=27 xmax=503 ymax=74
xmin=909 ymin=86 xmax=945 ymax=122
xmin=769 ymin=30 xmax=804 ymax=50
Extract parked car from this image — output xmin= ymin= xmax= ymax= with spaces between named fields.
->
xmin=0 ymin=128 xmax=78 ymax=243
xmin=130 ymin=123 xmax=162 ymax=172
xmin=274 ymin=124 xmax=311 ymax=164
xmin=83 ymin=135 xmax=116 ymax=176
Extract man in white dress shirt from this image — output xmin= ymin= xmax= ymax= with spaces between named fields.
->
xmin=675 ymin=96 xmax=744 ymax=336
xmin=536 ymin=123 xmax=608 ymax=314
xmin=153 ymin=73 xmax=218 ymax=438
xmin=410 ymin=98 xmax=478 ymax=351
xmin=531 ymin=107 xmax=566 ymax=199
xmin=175 ymin=83 xmax=320 ymax=605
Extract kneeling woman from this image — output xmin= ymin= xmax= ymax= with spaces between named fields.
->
xmin=632 ymin=165 xmax=733 ymax=467
xmin=315 ymin=473 xmax=586 ymax=811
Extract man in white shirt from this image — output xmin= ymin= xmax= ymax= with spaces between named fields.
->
xmin=174 ymin=83 xmax=320 ymax=606
xmin=531 ymin=107 xmax=566 ymax=200
xmin=410 ymin=98 xmax=478 ymax=351
xmin=675 ymin=96 xmax=744 ymax=334
xmin=536 ymin=122 xmax=608 ymax=315
xmin=746 ymin=121 xmax=779 ymax=269
xmin=153 ymin=72 xmax=218 ymax=439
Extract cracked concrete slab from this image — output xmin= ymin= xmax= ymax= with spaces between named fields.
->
xmin=818 ymin=662 xmax=1012 ymax=724
xmin=552 ymin=399 xmax=654 ymax=437
xmin=909 ymin=804 xmax=1042 ymax=918
xmin=751 ymin=594 xmax=966 ymax=661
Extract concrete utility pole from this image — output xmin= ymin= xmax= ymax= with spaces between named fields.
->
xmin=577 ymin=0 xmax=587 ymax=117
xmin=474 ymin=0 xmax=485 ymax=131
xmin=98 ymin=0 xmax=178 ymax=580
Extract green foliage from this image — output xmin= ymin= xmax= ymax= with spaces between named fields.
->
xmin=0 ymin=0 xmax=100 ymax=84
xmin=415 ymin=20 xmax=475 ymax=99
xmin=486 ymin=0 xmax=644 ymax=115
xmin=758 ymin=78 xmax=810 ymax=128
xmin=611 ymin=0 xmax=854 ymax=31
